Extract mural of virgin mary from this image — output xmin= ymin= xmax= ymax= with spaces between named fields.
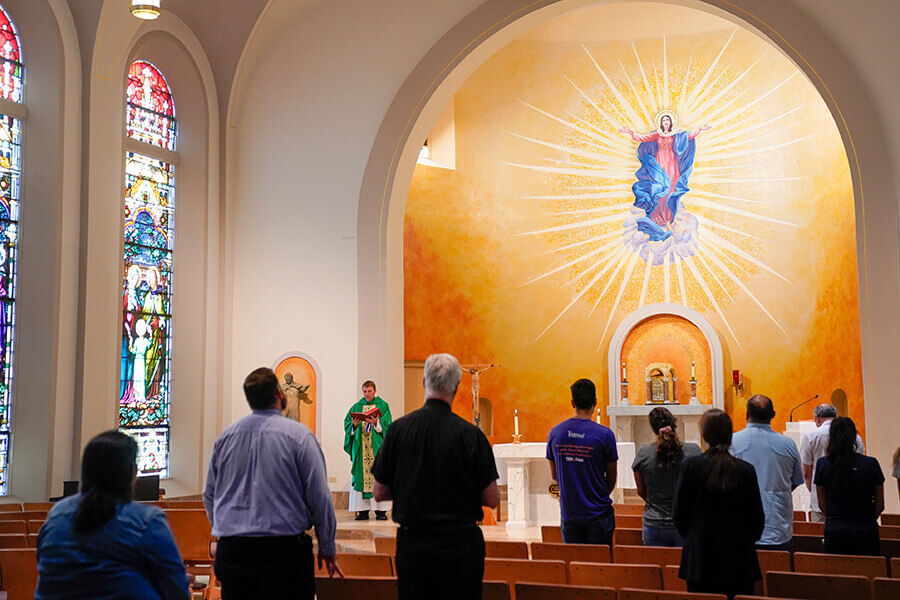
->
xmin=619 ymin=111 xmax=710 ymax=242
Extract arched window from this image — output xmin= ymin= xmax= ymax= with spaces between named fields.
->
xmin=120 ymin=60 xmax=176 ymax=477
xmin=0 ymin=4 xmax=22 ymax=496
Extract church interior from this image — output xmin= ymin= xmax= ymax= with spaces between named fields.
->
xmin=0 ymin=0 xmax=898 ymax=595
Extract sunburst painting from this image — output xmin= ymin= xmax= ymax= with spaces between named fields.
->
xmin=404 ymin=3 xmax=863 ymax=440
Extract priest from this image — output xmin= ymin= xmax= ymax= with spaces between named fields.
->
xmin=343 ymin=380 xmax=393 ymax=520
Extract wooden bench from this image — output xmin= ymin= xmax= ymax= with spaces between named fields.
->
xmin=616 ymin=515 xmax=644 ymax=529
xmin=483 ymin=580 xmax=512 ymax=600
xmin=874 ymin=577 xmax=900 ymax=600
xmin=373 ymin=536 xmax=396 ymax=555
xmin=530 ymin=542 xmax=611 ymax=565
xmin=516 ymin=582 xmax=616 ymax=599
xmin=541 ymin=526 xmax=563 ymax=543
xmin=793 ymin=551 xmax=887 ymax=580
xmin=880 ymin=526 xmax=900 ymax=540
xmin=22 ymin=503 xmax=53 ymax=512
xmin=314 ymin=554 xmax=393 ymax=577
xmin=765 ymin=570 xmax=872 ymax=600
xmin=794 ymin=511 xmax=808 ymax=522
xmin=0 ymin=522 xmax=25 ymax=535
xmin=754 ymin=550 xmax=792 ymax=596
xmin=882 ymin=539 xmax=900 ymax=560
xmin=485 ymin=540 xmax=529 ymax=559
xmin=483 ymin=558 xmax=567 ymax=587
xmin=882 ymin=514 xmax=900 ymax=527
xmin=614 ymin=545 xmax=681 ymax=567
xmin=0 ymin=504 xmax=22 ymax=513
xmin=568 ymin=562 xmax=662 ymax=590
xmin=614 ymin=528 xmax=643 ymax=547
xmin=793 ymin=521 xmax=824 ymax=536
xmin=891 ymin=557 xmax=899 ymax=577
xmin=614 ymin=504 xmax=645 ymax=517
xmin=0 ymin=512 xmax=46 ymax=522
xmin=166 ymin=501 xmax=206 ymax=510
xmin=0 ymin=548 xmax=38 ymax=600
xmin=0 ymin=535 xmax=27 ymax=549
xmin=792 ymin=534 xmax=824 ymax=554
xmin=620 ymin=589 xmax=728 ymax=600
xmin=662 ymin=565 xmax=686 ymax=592
xmin=25 ymin=521 xmax=44 ymax=535
xmin=163 ymin=509 xmax=213 ymax=563
xmin=314 ymin=575 xmax=397 ymax=600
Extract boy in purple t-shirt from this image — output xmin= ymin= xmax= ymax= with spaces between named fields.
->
xmin=546 ymin=378 xmax=618 ymax=544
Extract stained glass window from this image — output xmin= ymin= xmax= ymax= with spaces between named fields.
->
xmin=120 ymin=61 xmax=175 ymax=477
xmin=0 ymin=4 xmax=22 ymax=496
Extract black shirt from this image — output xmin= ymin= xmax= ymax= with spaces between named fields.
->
xmin=371 ymin=398 xmax=499 ymax=527
xmin=814 ymin=453 xmax=884 ymax=532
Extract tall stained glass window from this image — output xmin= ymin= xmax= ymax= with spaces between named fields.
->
xmin=0 ymin=5 xmax=23 ymax=495
xmin=120 ymin=61 xmax=175 ymax=477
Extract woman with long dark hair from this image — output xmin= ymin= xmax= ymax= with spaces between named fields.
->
xmin=673 ymin=409 xmax=764 ymax=600
xmin=814 ymin=417 xmax=884 ymax=556
xmin=35 ymin=431 xmax=189 ymax=599
xmin=632 ymin=407 xmax=701 ymax=546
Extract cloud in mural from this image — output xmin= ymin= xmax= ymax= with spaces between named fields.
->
xmin=509 ymin=30 xmax=805 ymax=349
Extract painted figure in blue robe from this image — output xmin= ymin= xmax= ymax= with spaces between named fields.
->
xmin=619 ymin=112 xmax=711 ymax=241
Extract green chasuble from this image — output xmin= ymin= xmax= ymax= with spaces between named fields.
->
xmin=343 ymin=396 xmax=392 ymax=498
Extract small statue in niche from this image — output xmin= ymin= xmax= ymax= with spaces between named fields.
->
xmin=281 ymin=371 xmax=312 ymax=422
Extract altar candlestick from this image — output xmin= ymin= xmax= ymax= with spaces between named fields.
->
xmin=622 ymin=363 xmax=626 ymax=380
xmin=514 ymin=409 xmax=519 ymax=436
xmin=691 ymin=361 xmax=695 ymax=378
xmin=596 ymin=407 xmax=601 ymax=424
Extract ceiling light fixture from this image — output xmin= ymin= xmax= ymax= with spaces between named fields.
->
xmin=131 ymin=0 xmax=160 ymax=20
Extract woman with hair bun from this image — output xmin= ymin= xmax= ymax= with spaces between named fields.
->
xmin=35 ymin=431 xmax=189 ymax=599
xmin=631 ymin=406 xmax=701 ymax=546
xmin=814 ymin=417 xmax=884 ymax=556
xmin=673 ymin=409 xmax=764 ymax=600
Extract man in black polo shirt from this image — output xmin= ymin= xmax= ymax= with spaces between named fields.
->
xmin=372 ymin=353 xmax=499 ymax=600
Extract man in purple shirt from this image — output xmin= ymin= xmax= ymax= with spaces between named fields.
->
xmin=204 ymin=368 xmax=342 ymax=599
xmin=546 ymin=378 xmax=618 ymax=544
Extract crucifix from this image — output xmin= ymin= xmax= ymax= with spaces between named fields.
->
xmin=460 ymin=363 xmax=499 ymax=431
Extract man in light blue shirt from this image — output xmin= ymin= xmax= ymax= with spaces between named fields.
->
xmin=731 ymin=394 xmax=804 ymax=551
xmin=204 ymin=367 xmax=342 ymax=599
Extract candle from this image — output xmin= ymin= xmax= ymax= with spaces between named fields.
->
xmin=691 ymin=361 xmax=695 ymax=378
xmin=733 ymin=369 xmax=740 ymax=386
xmin=596 ymin=407 xmax=601 ymax=424
xmin=622 ymin=362 xmax=626 ymax=380
xmin=514 ymin=409 xmax=519 ymax=436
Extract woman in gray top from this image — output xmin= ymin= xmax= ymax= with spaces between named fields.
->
xmin=632 ymin=407 xmax=701 ymax=546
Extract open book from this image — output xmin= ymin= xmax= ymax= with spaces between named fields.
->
xmin=350 ymin=405 xmax=382 ymax=420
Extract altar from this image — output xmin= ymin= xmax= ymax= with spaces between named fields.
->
xmin=493 ymin=441 xmax=636 ymax=535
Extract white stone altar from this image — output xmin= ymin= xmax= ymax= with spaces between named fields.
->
xmin=785 ymin=420 xmax=816 ymax=514
xmin=494 ymin=441 xmax=635 ymax=535
xmin=608 ymin=404 xmax=710 ymax=448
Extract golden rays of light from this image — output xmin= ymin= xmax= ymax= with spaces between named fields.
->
xmin=511 ymin=29 xmax=809 ymax=349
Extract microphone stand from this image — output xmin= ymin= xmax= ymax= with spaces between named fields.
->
xmin=789 ymin=394 xmax=819 ymax=422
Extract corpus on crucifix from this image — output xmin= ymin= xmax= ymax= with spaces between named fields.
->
xmin=460 ymin=363 xmax=499 ymax=432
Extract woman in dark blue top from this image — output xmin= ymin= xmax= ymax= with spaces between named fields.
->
xmin=35 ymin=431 xmax=189 ymax=600
xmin=814 ymin=417 xmax=884 ymax=556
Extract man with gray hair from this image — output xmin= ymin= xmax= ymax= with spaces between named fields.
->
xmin=799 ymin=403 xmax=865 ymax=522
xmin=372 ymin=353 xmax=499 ymax=600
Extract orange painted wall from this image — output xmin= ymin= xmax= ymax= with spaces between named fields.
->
xmin=404 ymin=5 xmax=863 ymax=443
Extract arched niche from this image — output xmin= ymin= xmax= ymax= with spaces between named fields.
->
xmin=607 ymin=303 xmax=724 ymax=408
xmin=272 ymin=351 xmax=323 ymax=438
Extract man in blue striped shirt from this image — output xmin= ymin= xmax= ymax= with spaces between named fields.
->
xmin=204 ymin=367 xmax=342 ymax=599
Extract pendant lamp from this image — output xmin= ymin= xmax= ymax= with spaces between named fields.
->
xmin=131 ymin=0 xmax=160 ymax=20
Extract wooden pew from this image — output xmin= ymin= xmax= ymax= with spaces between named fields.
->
xmin=793 ymin=521 xmax=824 ymax=536
xmin=0 ymin=535 xmax=27 ymax=549
xmin=792 ymin=534 xmax=825 ymax=554
xmin=0 ymin=522 xmax=25 ymax=534
xmin=25 ymin=535 xmax=36 ymax=549
xmin=880 ymin=526 xmax=900 ymax=540
xmin=0 ymin=548 xmax=38 ymax=600
xmin=616 ymin=515 xmax=644 ymax=529
xmin=373 ymin=536 xmax=396 ymax=555
xmin=483 ymin=558 xmax=567 ymax=588
xmin=882 ymin=514 xmax=900 ymax=527
xmin=662 ymin=565 xmax=686 ymax=592
xmin=530 ymin=542 xmax=611 ymax=565
xmin=0 ymin=512 xmax=46 ymax=522
xmin=794 ymin=511 xmax=808 ymax=522
xmin=22 ymin=503 xmax=53 ymax=512
xmin=891 ymin=557 xmax=899 ymax=577
xmin=793 ymin=551 xmax=887 ymax=580
xmin=163 ymin=509 xmax=213 ymax=564
xmin=541 ymin=526 xmax=563 ymax=543
xmin=166 ymin=501 xmax=206 ymax=510
xmin=485 ymin=540 xmax=529 ymax=559
xmin=765 ymin=571 xmax=872 ymax=600
xmin=314 ymin=575 xmax=397 ymax=600
xmin=0 ymin=504 xmax=22 ymax=512
xmin=620 ymin=590 xmax=727 ymax=600
xmin=25 ymin=521 xmax=44 ymax=535
xmin=874 ymin=577 xmax=900 ymax=600
xmin=568 ymin=562 xmax=662 ymax=590
xmin=314 ymin=554 xmax=393 ymax=577
xmin=753 ymin=550 xmax=792 ymax=596
xmin=613 ymin=528 xmax=643 ymax=547
xmin=614 ymin=504 xmax=645 ymax=517
xmin=613 ymin=544 xmax=681 ymax=567
xmin=516 ymin=582 xmax=616 ymax=599
xmin=483 ymin=580 xmax=512 ymax=600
